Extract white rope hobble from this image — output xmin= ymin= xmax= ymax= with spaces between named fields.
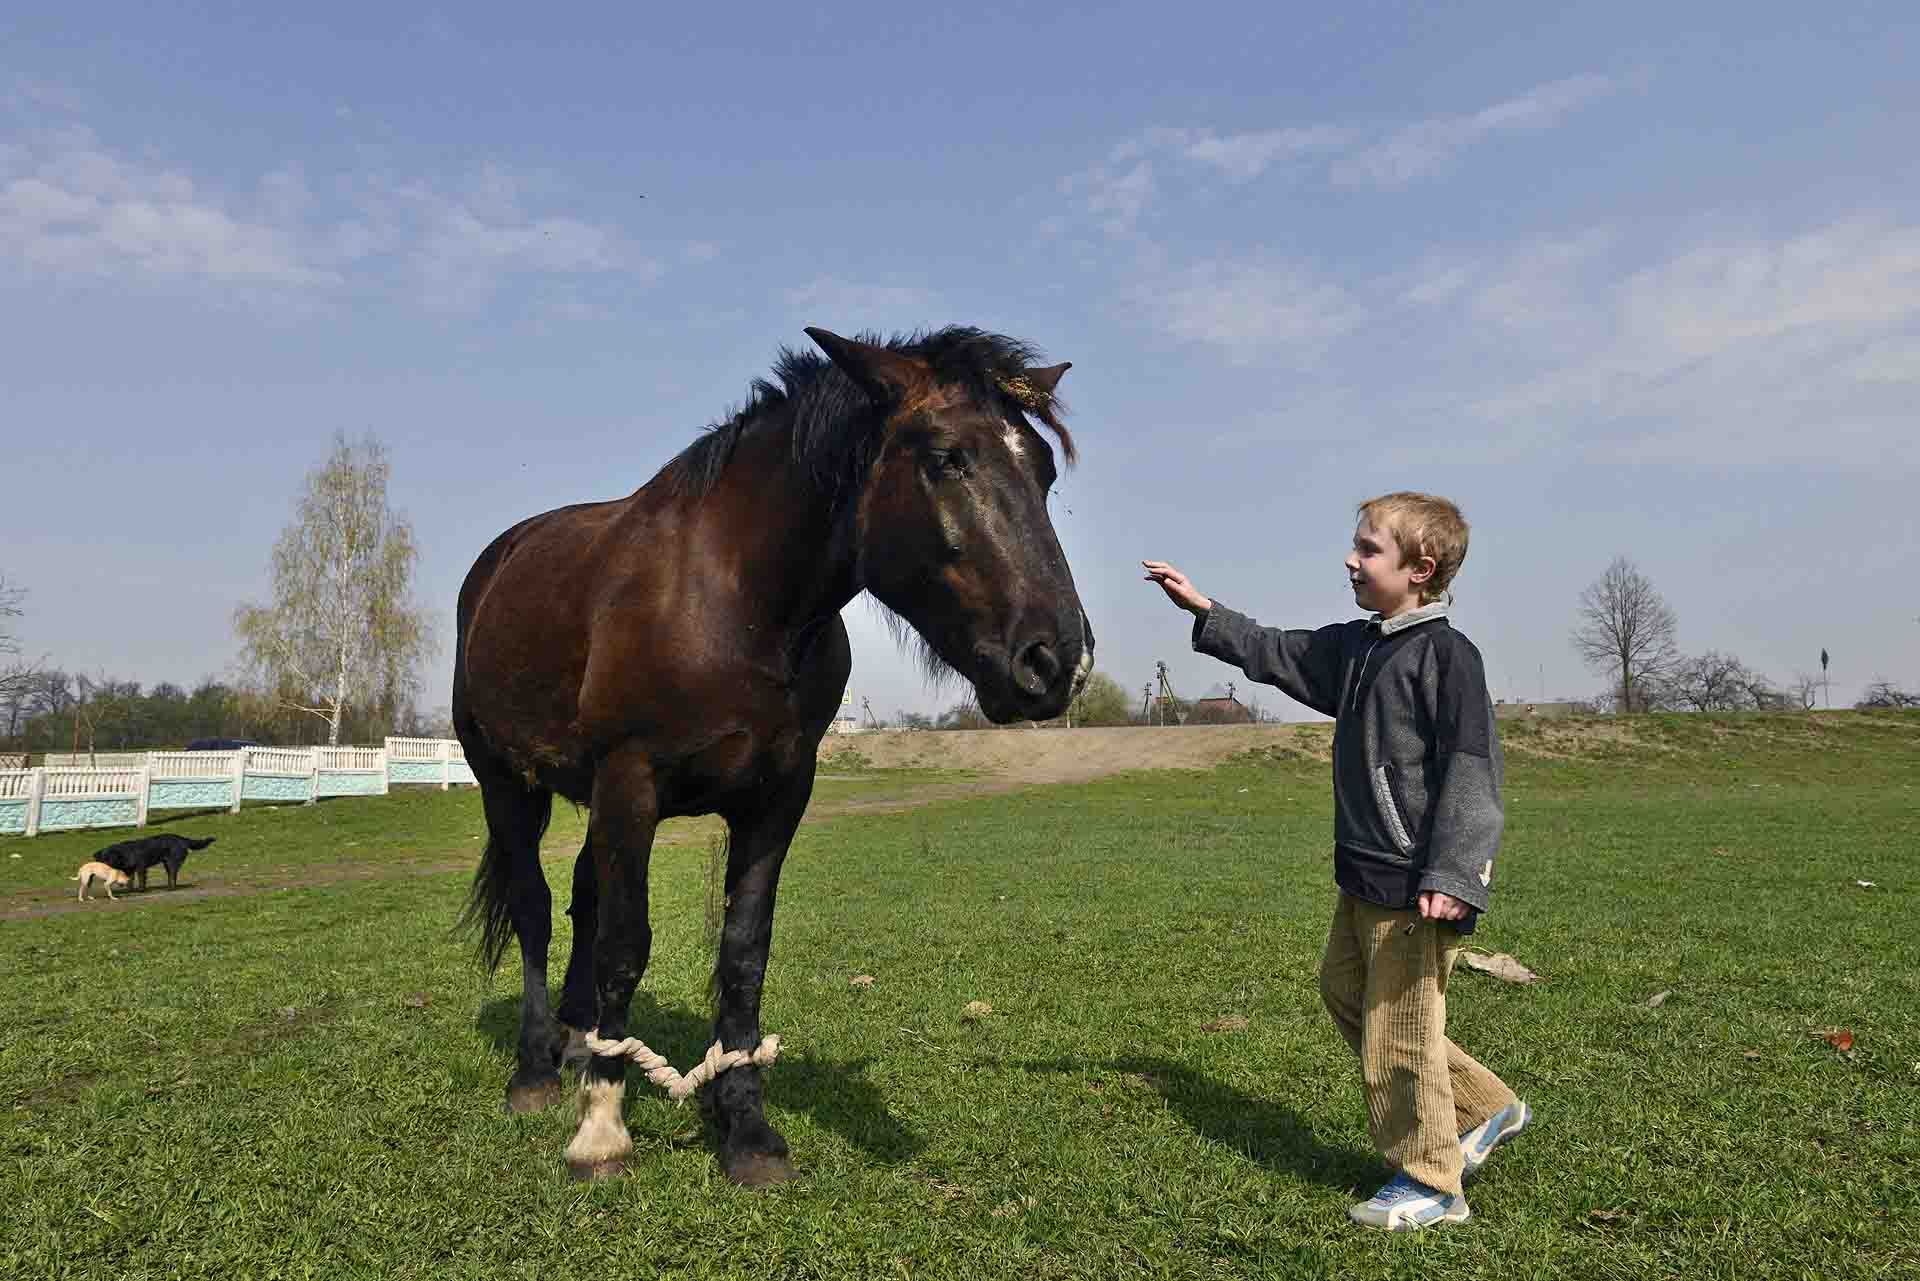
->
xmin=581 ymin=1031 xmax=781 ymax=1102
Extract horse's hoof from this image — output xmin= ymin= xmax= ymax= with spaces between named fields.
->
xmin=723 ymin=1151 xmax=797 ymax=1189
xmin=504 ymin=1079 xmax=563 ymax=1114
xmin=566 ymin=1155 xmax=629 ymax=1182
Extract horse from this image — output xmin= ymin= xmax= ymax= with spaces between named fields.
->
xmin=453 ymin=325 xmax=1093 ymax=1186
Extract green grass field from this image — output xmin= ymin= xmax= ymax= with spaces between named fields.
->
xmin=3 ymin=713 xmax=1915 ymax=1279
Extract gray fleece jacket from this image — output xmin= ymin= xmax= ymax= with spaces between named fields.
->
xmin=1194 ymin=600 xmax=1505 ymax=926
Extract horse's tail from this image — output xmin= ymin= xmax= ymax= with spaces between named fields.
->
xmin=458 ymin=796 xmax=551 ymax=974
xmin=184 ymin=837 xmax=215 ymax=850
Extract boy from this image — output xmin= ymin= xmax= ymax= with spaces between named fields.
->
xmin=1143 ymin=491 xmax=1529 ymax=1230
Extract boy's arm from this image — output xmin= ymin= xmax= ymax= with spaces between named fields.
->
xmin=1418 ymin=635 xmax=1505 ymax=912
xmin=1192 ymin=604 xmax=1347 ymax=717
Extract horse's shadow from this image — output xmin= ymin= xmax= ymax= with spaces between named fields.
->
xmin=476 ymin=994 xmax=922 ymax=1163
xmin=1017 ymin=1055 xmax=1375 ymax=1191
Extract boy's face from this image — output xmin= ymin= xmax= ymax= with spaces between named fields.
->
xmin=1345 ymin=519 xmax=1433 ymax=618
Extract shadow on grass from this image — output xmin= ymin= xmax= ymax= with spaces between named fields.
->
xmin=476 ymin=994 xmax=922 ymax=1164
xmin=1018 ymin=1055 xmax=1375 ymax=1191
xmin=145 ymin=808 xmax=228 ymax=828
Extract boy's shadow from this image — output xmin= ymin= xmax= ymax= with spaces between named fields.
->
xmin=476 ymin=994 xmax=922 ymax=1163
xmin=1019 ymin=1055 xmax=1376 ymax=1191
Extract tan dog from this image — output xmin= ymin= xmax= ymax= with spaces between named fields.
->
xmin=72 ymin=861 xmax=132 ymax=901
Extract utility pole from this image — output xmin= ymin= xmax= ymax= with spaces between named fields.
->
xmin=1820 ymin=648 xmax=1830 ymax=709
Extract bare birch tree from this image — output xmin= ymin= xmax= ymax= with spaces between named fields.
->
xmin=0 ymin=574 xmax=44 ymax=735
xmin=233 ymin=434 xmax=431 ymax=746
xmin=1570 ymin=557 xmax=1680 ymax=714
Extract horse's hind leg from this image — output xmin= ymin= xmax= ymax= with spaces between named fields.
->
xmin=553 ymin=840 xmax=597 ymax=1068
xmin=473 ymin=779 xmax=562 ymax=1113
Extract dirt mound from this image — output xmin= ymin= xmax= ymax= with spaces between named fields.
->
xmin=818 ymin=724 xmax=1332 ymax=784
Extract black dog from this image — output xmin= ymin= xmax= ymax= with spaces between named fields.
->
xmin=93 ymin=834 xmax=215 ymax=891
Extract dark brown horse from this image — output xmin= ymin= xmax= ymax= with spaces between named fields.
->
xmin=454 ymin=326 xmax=1092 ymax=1185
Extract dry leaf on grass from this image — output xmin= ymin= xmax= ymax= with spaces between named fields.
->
xmin=1460 ymin=950 xmax=1543 ymax=984
xmin=1645 ymin=989 xmax=1672 ymax=1009
xmin=849 ymin=974 xmax=876 ymax=988
xmin=1587 ymin=1208 xmax=1632 ymax=1225
xmin=1202 ymin=1015 xmax=1250 ymax=1033
xmin=1813 ymin=1028 xmax=1856 ymax=1055
xmin=961 ymin=1001 xmax=993 ymax=1021
xmin=1742 ymin=1050 xmax=1763 ymax=1061
xmin=990 ymin=1195 xmax=1036 ymax=1217
xmin=1854 ymin=880 xmax=1877 ymax=889
xmin=403 ymin=993 xmax=430 ymax=1009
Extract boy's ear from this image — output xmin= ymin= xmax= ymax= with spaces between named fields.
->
xmin=1409 ymin=554 xmax=1437 ymax=585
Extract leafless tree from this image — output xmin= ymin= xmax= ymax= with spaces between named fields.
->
xmin=1668 ymin=651 xmax=1754 ymax=712
xmin=0 ymin=575 xmax=46 ymax=738
xmin=1789 ymin=672 xmax=1822 ymax=711
xmin=1570 ymin=557 xmax=1680 ymax=713
xmin=1855 ymin=680 xmax=1920 ymax=710
xmin=233 ymin=434 xmax=433 ymax=746
xmin=1740 ymin=672 xmax=1789 ymax=711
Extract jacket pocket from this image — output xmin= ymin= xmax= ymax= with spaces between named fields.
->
xmin=1372 ymin=764 xmax=1416 ymax=853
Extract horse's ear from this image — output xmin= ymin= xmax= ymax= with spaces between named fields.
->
xmin=1024 ymin=362 xmax=1072 ymax=396
xmin=804 ymin=327 xmax=927 ymax=405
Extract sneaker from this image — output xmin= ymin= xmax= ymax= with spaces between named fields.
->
xmin=1347 ymin=1172 xmax=1470 ymax=1230
xmin=1459 ymin=1100 xmax=1531 ymax=1180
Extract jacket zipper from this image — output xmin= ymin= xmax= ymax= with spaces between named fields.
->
xmin=1349 ymin=634 xmax=1382 ymax=715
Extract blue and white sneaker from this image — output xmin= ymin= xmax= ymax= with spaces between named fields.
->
xmin=1459 ymin=1100 xmax=1531 ymax=1181
xmin=1347 ymin=1172 xmax=1471 ymax=1230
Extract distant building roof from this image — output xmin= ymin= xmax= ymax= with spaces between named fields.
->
xmin=1187 ymin=695 xmax=1254 ymax=724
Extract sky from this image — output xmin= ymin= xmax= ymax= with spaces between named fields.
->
xmin=4 ymin=1 xmax=1918 ymax=726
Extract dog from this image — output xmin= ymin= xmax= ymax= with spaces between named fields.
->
xmin=72 ymin=861 xmax=132 ymax=901
xmin=93 ymin=834 xmax=215 ymax=892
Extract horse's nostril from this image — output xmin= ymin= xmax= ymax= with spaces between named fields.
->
xmin=1017 ymin=640 xmax=1061 ymax=693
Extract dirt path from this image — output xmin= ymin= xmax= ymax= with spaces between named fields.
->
xmin=819 ymin=723 xmax=1330 ymax=781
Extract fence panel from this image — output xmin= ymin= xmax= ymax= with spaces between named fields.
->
xmin=147 ymin=751 xmax=241 ymax=812
xmin=37 ymin=767 xmax=143 ymax=833
xmin=0 ymin=738 xmax=473 ymax=839
xmin=316 ymin=746 xmax=388 ymax=798
xmin=0 ymin=770 xmax=33 ymax=836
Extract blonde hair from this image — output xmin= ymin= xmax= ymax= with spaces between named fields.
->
xmin=1356 ymin=492 xmax=1470 ymax=603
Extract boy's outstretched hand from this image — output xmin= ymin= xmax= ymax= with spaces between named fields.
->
xmin=1143 ymin=561 xmax=1213 ymax=616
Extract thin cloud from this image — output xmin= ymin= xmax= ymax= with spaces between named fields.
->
xmin=1334 ymin=74 xmax=1623 ymax=188
xmin=1060 ymin=72 xmax=1626 ymax=235
xmin=0 ymin=128 xmax=332 ymax=286
xmin=1142 ymin=255 xmax=1364 ymax=364
xmin=781 ymin=276 xmax=936 ymax=323
xmin=0 ymin=122 xmax=666 ymax=308
xmin=1454 ymin=216 xmax=1920 ymax=464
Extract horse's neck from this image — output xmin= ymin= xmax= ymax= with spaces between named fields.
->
xmin=706 ymin=427 xmax=862 ymax=630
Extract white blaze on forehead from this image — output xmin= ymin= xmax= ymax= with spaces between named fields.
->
xmin=1001 ymin=426 xmax=1025 ymax=458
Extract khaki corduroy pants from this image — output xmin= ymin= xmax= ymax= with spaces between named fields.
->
xmin=1318 ymin=892 xmax=1517 ymax=1197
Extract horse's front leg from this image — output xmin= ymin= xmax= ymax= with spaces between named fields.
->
xmin=564 ymin=751 xmax=658 ymax=1182
xmin=706 ymin=775 xmax=811 ymax=1187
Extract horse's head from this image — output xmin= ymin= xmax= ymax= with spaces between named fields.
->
xmin=807 ymin=326 xmax=1095 ymax=724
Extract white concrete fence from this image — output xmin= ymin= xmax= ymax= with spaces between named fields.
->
xmin=0 ymin=738 xmax=476 ymax=839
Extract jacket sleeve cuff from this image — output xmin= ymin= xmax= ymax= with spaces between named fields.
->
xmin=1191 ymin=605 xmax=1214 ymax=650
xmin=1417 ymin=872 xmax=1489 ymax=913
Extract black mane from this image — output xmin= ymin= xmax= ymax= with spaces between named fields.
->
xmin=661 ymin=326 xmax=1073 ymax=506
